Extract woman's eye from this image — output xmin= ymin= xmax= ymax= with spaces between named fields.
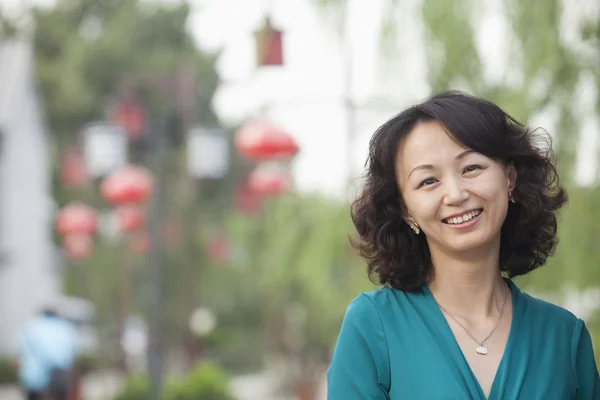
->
xmin=419 ymin=178 xmax=437 ymax=187
xmin=463 ymin=165 xmax=482 ymax=174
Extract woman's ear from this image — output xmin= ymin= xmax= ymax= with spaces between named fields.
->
xmin=507 ymin=162 xmax=517 ymax=191
xmin=401 ymin=202 xmax=415 ymax=226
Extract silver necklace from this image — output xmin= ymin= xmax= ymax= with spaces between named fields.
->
xmin=434 ymin=282 xmax=509 ymax=355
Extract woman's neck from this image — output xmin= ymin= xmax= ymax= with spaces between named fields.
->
xmin=427 ymin=247 xmax=507 ymax=321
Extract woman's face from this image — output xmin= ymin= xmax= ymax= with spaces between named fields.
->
xmin=396 ymin=121 xmax=516 ymax=256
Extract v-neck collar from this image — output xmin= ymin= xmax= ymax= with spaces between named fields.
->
xmin=422 ymin=278 xmax=523 ymax=400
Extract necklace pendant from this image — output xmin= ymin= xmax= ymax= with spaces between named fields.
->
xmin=476 ymin=345 xmax=488 ymax=355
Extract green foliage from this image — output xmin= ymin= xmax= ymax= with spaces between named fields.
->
xmin=76 ymin=352 xmax=103 ymax=375
xmin=113 ymin=363 xmax=233 ymax=400
xmin=32 ymin=0 xmax=220 ymax=141
xmin=113 ymin=374 xmax=151 ymax=400
xmin=166 ymin=362 xmax=234 ymax=400
xmin=0 ymin=357 xmax=18 ymax=384
xmin=219 ymin=194 xmax=373 ymax=383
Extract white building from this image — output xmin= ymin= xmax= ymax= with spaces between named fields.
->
xmin=0 ymin=38 xmax=59 ymax=355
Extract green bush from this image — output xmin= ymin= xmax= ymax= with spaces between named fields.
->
xmin=76 ymin=353 xmax=102 ymax=375
xmin=0 ymin=357 xmax=18 ymax=384
xmin=113 ymin=362 xmax=233 ymax=400
xmin=166 ymin=362 xmax=234 ymax=400
xmin=113 ymin=374 xmax=150 ymax=400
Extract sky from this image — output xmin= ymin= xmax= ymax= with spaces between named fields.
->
xmin=2 ymin=0 xmax=598 ymax=198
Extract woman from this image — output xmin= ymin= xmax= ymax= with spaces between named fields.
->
xmin=327 ymin=91 xmax=600 ymax=399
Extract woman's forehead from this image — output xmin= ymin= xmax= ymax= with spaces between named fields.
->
xmin=397 ymin=122 xmax=469 ymax=164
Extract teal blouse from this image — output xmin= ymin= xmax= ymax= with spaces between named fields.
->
xmin=327 ymin=280 xmax=600 ymax=399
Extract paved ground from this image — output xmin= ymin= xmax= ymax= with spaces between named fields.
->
xmin=0 ymin=370 xmax=326 ymax=400
xmin=0 ymin=370 xmax=122 ymax=400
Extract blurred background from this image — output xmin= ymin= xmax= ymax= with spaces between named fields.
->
xmin=0 ymin=0 xmax=598 ymax=399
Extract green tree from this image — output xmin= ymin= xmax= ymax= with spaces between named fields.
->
xmin=219 ymin=194 xmax=373 ymax=398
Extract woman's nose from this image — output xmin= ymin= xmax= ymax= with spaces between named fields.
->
xmin=442 ymin=179 xmax=469 ymax=206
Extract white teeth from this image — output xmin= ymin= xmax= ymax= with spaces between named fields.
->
xmin=445 ymin=210 xmax=481 ymax=224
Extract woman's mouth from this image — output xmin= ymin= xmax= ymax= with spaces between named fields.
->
xmin=442 ymin=209 xmax=483 ymax=228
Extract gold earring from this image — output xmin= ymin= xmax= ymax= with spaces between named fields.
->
xmin=410 ymin=222 xmax=420 ymax=234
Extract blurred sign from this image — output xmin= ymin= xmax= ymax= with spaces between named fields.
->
xmin=186 ymin=127 xmax=229 ymax=179
xmin=82 ymin=122 xmax=127 ymax=178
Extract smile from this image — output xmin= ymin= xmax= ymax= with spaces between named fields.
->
xmin=442 ymin=209 xmax=483 ymax=225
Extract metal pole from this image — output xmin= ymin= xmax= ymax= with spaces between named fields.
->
xmin=147 ymin=114 xmax=168 ymax=400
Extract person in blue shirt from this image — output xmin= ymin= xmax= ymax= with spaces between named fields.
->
xmin=18 ymin=306 xmax=77 ymax=400
xmin=328 ymin=91 xmax=600 ymax=399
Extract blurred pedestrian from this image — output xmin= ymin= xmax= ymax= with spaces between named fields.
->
xmin=328 ymin=91 xmax=600 ymax=399
xmin=18 ymin=305 xmax=77 ymax=400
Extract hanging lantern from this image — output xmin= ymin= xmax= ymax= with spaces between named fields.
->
xmin=101 ymin=165 xmax=154 ymax=205
xmin=254 ymin=17 xmax=284 ymax=67
xmin=235 ymin=120 xmax=299 ymax=161
xmin=63 ymin=234 xmax=94 ymax=260
xmin=115 ymin=205 xmax=145 ymax=233
xmin=248 ymin=163 xmax=292 ymax=196
xmin=109 ymin=100 xmax=146 ymax=141
xmin=59 ymin=147 xmax=87 ymax=188
xmin=55 ymin=202 xmax=98 ymax=236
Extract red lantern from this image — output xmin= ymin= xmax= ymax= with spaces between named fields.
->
xmin=59 ymin=147 xmax=87 ymax=188
xmin=115 ymin=205 xmax=145 ymax=233
xmin=254 ymin=17 xmax=284 ymax=66
xmin=235 ymin=121 xmax=299 ymax=161
xmin=110 ymin=100 xmax=146 ymax=140
xmin=101 ymin=166 xmax=154 ymax=205
xmin=248 ymin=163 xmax=291 ymax=196
xmin=55 ymin=202 xmax=98 ymax=236
xmin=63 ymin=234 xmax=94 ymax=260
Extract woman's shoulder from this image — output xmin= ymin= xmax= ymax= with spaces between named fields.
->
xmin=518 ymin=287 xmax=581 ymax=328
xmin=348 ymin=285 xmax=425 ymax=319
xmin=356 ymin=285 xmax=415 ymax=305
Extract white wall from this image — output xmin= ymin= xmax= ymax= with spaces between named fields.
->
xmin=0 ymin=39 xmax=58 ymax=355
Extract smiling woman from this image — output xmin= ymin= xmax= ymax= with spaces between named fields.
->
xmin=327 ymin=91 xmax=600 ymax=399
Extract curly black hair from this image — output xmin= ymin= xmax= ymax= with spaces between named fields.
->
xmin=350 ymin=91 xmax=568 ymax=291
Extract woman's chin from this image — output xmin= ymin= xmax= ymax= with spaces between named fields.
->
xmin=442 ymin=231 xmax=496 ymax=254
